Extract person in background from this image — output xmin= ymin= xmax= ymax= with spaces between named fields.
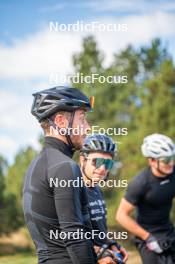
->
xmin=116 ymin=133 xmax=175 ymax=264
xmin=80 ymin=134 xmax=128 ymax=264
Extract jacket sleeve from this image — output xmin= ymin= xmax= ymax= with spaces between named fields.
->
xmin=48 ymin=161 xmax=96 ymax=264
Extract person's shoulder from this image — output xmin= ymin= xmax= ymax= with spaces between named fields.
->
xmin=129 ymin=167 xmax=150 ymax=187
xmin=43 ymin=147 xmax=73 ymax=168
xmin=95 ymin=185 xmax=103 ymax=194
xmin=45 ymin=146 xmax=71 ymax=159
xmin=42 ymin=147 xmax=80 ymax=177
xmin=170 ymin=166 xmax=175 ymax=180
xmin=125 ymin=167 xmax=150 ymax=204
xmin=136 ymin=167 xmax=150 ymax=178
xmin=27 ymin=150 xmax=46 ymax=168
xmin=86 ymin=186 xmax=104 ymax=203
xmin=172 ymin=166 xmax=175 ymax=175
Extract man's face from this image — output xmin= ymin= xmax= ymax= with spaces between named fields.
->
xmin=149 ymin=157 xmax=174 ymax=177
xmin=71 ymin=109 xmax=91 ymax=149
xmin=53 ymin=109 xmax=90 ymax=149
xmin=80 ymin=152 xmax=113 ymax=184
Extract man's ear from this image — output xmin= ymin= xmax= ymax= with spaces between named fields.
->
xmin=79 ymin=155 xmax=85 ymax=164
xmin=54 ymin=114 xmax=68 ymax=128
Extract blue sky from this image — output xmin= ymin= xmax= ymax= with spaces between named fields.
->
xmin=1 ymin=0 xmax=175 ymax=44
xmin=0 ymin=0 xmax=175 ymax=163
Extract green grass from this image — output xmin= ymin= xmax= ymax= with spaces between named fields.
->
xmin=0 ymin=253 xmax=37 ymax=264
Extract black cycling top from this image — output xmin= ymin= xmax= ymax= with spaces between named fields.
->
xmin=125 ymin=166 xmax=175 ymax=235
xmin=86 ymin=186 xmax=108 ymax=246
xmin=23 ymin=137 xmax=96 ymax=264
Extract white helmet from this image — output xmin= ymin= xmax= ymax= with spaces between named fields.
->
xmin=141 ymin=133 xmax=175 ymax=159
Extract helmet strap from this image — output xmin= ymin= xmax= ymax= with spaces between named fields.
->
xmin=65 ymin=110 xmax=75 ymax=150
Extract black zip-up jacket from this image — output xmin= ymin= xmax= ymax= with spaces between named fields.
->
xmin=23 ymin=137 xmax=96 ymax=264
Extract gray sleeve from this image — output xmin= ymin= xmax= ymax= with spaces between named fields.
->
xmin=49 ymin=161 xmax=96 ymax=264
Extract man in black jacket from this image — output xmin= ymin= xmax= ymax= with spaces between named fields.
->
xmin=23 ymin=86 xmax=96 ymax=264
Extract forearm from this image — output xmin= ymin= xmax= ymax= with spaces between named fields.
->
xmin=56 ymin=213 xmax=96 ymax=263
xmin=116 ymin=212 xmax=149 ymax=240
xmin=67 ymin=239 xmax=96 ymax=264
xmin=55 ymin=192 xmax=96 ymax=261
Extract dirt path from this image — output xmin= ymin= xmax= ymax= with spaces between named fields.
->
xmin=127 ymin=251 xmax=142 ymax=264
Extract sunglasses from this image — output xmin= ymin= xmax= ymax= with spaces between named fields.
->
xmin=86 ymin=157 xmax=114 ymax=170
xmin=158 ymin=155 xmax=175 ymax=164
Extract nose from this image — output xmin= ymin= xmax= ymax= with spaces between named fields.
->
xmin=84 ymin=119 xmax=91 ymax=135
xmin=167 ymin=160 xmax=174 ymax=167
xmin=98 ymin=164 xmax=106 ymax=172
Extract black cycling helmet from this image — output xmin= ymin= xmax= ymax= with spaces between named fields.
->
xmin=80 ymin=134 xmax=116 ymax=182
xmin=31 ymin=86 xmax=94 ymax=122
xmin=81 ymin=134 xmax=116 ymax=156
